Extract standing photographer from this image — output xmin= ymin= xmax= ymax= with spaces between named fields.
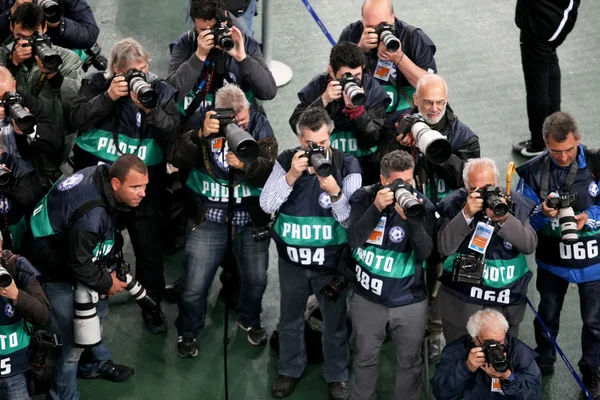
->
xmin=167 ymin=84 xmax=277 ymax=356
xmin=70 ymin=38 xmax=180 ymax=334
xmin=0 ymin=231 xmax=51 ymax=400
xmin=431 ymin=308 xmax=541 ymax=400
xmin=346 ymin=150 xmax=434 ymax=400
xmin=289 ymin=41 xmax=390 ymax=185
xmin=437 ymin=158 xmax=537 ymax=343
xmin=516 ymin=112 xmax=600 ymax=394
xmin=260 ymin=107 xmax=362 ymax=399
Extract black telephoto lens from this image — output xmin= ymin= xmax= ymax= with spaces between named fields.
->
xmin=224 ymin=123 xmax=259 ymax=164
xmin=34 ymin=43 xmax=63 ymax=72
xmin=8 ymin=103 xmax=36 ymax=135
xmin=309 ymin=153 xmax=333 ymax=177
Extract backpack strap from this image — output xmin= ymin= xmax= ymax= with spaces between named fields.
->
xmin=68 ymin=199 xmax=108 ymax=229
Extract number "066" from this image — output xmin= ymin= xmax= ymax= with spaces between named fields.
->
xmin=559 ymin=240 xmax=598 ymax=260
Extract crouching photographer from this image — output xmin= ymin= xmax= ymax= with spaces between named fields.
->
xmin=432 ymin=308 xmax=541 ymax=400
xmin=0 ymin=231 xmax=51 ymax=400
xmin=342 ymin=150 xmax=434 ymax=400
xmin=436 ymin=158 xmax=537 ymax=344
xmin=167 ymin=84 xmax=277 ymax=356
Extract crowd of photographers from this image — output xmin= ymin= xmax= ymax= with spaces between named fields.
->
xmin=0 ymin=0 xmax=590 ymax=399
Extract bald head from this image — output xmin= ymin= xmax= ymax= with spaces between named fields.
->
xmin=414 ymin=74 xmax=448 ymax=125
xmin=361 ymin=0 xmax=395 ymax=27
xmin=0 ymin=67 xmax=15 ymax=97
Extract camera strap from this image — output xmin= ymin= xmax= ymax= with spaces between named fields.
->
xmin=540 ymin=155 xmax=578 ymax=199
xmin=184 ymin=63 xmax=216 ymax=120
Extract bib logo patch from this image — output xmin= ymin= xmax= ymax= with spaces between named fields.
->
xmin=135 ymin=111 xmax=142 ymax=128
xmin=503 ymin=240 xmax=513 ymax=251
xmin=318 ymin=192 xmax=332 ymax=209
xmin=4 ymin=303 xmax=14 ymax=318
xmin=0 ymin=197 xmax=12 ymax=213
xmin=388 ymin=226 xmax=405 ymax=243
xmin=590 ymin=182 xmax=599 ymax=197
xmin=58 ymin=174 xmax=84 ymax=191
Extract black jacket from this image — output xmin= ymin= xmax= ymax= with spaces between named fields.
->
xmin=0 ymin=0 xmax=99 ymax=49
xmin=515 ymin=0 xmax=580 ymax=45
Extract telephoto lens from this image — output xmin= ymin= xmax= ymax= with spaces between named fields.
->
xmin=375 ymin=23 xmax=401 ymax=52
xmin=124 ymin=70 xmax=158 ymax=109
xmin=390 ymin=179 xmax=424 ymax=218
xmin=224 ymin=123 xmax=259 ymax=164
xmin=303 ymin=143 xmax=332 ymax=177
xmin=338 ymin=72 xmax=366 ymax=106
xmin=411 ymin=121 xmax=452 ymax=165
xmin=478 ymin=185 xmax=510 ymax=218
xmin=0 ymin=165 xmax=15 ymax=191
xmin=0 ymin=264 xmax=12 ymax=288
xmin=558 ymin=207 xmax=579 ymax=244
xmin=73 ymin=283 xmax=102 ymax=347
xmin=28 ymin=33 xmax=63 ymax=72
xmin=35 ymin=0 xmax=61 ymax=24
xmin=116 ymin=261 xmax=159 ymax=312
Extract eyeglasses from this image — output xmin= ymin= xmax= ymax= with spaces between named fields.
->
xmin=548 ymin=146 xmax=577 ymax=156
xmin=420 ymin=99 xmax=447 ymax=108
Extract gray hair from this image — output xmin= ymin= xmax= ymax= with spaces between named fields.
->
xmin=104 ymin=38 xmax=151 ymax=80
xmin=380 ymin=150 xmax=414 ymax=178
xmin=542 ymin=111 xmax=580 ymax=143
xmin=462 ymin=158 xmax=500 ymax=188
xmin=415 ymin=74 xmax=448 ymax=97
xmin=296 ymin=107 xmax=334 ymax=138
xmin=214 ymin=85 xmax=250 ymax=114
xmin=466 ymin=309 xmax=509 ymax=339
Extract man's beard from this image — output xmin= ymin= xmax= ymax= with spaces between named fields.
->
xmin=419 ymin=104 xmax=447 ymax=125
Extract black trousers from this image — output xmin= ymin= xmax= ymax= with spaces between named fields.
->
xmin=520 ymin=32 xmax=562 ymax=150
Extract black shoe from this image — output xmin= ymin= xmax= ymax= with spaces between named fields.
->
xmin=536 ymin=360 xmax=555 ymax=377
xmin=512 ymin=139 xmax=531 ymax=153
xmin=80 ymin=360 xmax=134 ymax=382
xmin=238 ymin=321 xmax=267 ymax=346
xmin=580 ymin=361 xmax=600 ymax=398
xmin=521 ymin=146 xmax=545 ymax=157
xmin=177 ymin=335 xmax=198 ymax=358
xmin=272 ymin=375 xmax=299 ymax=398
xmin=329 ymin=381 xmax=349 ymax=400
xmin=428 ymin=339 xmax=442 ymax=364
xmin=142 ymin=307 xmax=168 ymax=334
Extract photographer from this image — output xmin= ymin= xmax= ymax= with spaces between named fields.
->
xmin=70 ymin=38 xmax=181 ymax=334
xmin=0 ymin=0 xmax=99 ymax=50
xmin=27 ymin=155 xmax=147 ymax=399
xmin=167 ymin=84 xmax=277 ymax=356
xmin=338 ymin=0 xmax=437 ymax=123
xmin=436 ymin=158 xmax=537 ymax=343
xmin=260 ymin=107 xmax=362 ymax=399
xmin=431 ymin=308 xmax=541 ymax=400
xmin=516 ymin=112 xmax=600 ymax=394
xmin=169 ymin=0 xmax=275 ymax=116
xmin=0 ymin=232 xmax=51 ymax=400
xmin=346 ymin=150 xmax=434 ymax=400
xmin=289 ymin=41 xmax=390 ymax=185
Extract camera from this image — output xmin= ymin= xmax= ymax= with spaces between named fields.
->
xmin=1 ymin=91 xmax=36 ymax=135
xmin=545 ymin=192 xmax=578 ymax=244
xmin=387 ymin=178 xmax=424 ymax=218
xmin=0 ymin=257 xmax=12 ymax=288
xmin=211 ymin=21 xmax=234 ymax=51
xmin=73 ymin=282 xmax=101 ymax=347
xmin=30 ymin=330 xmax=62 ymax=372
xmin=253 ymin=225 xmax=271 ymax=242
xmin=210 ymin=108 xmax=260 ymax=164
xmin=321 ymin=274 xmax=350 ymax=302
xmin=373 ymin=22 xmax=400 ymax=52
xmin=82 ymin=43 xmax=108 ymax=72
xmin=481 ymin=339 xmax=509 ymax=372
xmin=477 ymin=184 xmax=510 ymax=218
xmin=23 ymin=32 xmax=63 ymax=73
xmin=0 ymin=165 xmax=15 ymax=193
xmin=115 ymin=260 xmax=159 ymax=313
xmin=321 ymin=246 xmax=354 ymax=302
xmin=396 ymin=113 xmax=452 ymax=165
xmin=452 ymin=253 xmax=485 ymax=284
xmin=301 ymin=142 xmax=333 ymax=178
xmin=122 ymin=69 xmax=158 ymax=109
xmin=34 ymin=0 xmax=61 ymax=24
xmin=337 ymin=72 xmax=366 ymax=106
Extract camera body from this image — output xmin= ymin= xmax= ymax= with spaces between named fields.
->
xmin=481 ymin=339 xmax=509 ymax=372
xmin=82 ymin=43 xmax=108 ymax=72
xmin=211 ymin=21 xmax=234 ymax=51
xmin=452 ymin=253 xmax=485 ymax=284
xmin=121 ymin=69 xmax=158 ymax=109
xmin=545 ymin=192 xmax=578 ymax=244
xmin=373 ymin=22 xmax=400 ymax=52
xmin=476 ymin=184 xmax=511 ymax=218
xmin=546 ymin=192 xmax=577 ymax=210
xmin=301 ymin=142 xmax=332 ymax=178
xmin=253 ymin=225 xmax=271 ymax=242
xmin=30 ymin=330 xmax=62 ymax=370
xmin=396 ymin=113 xmax=452 ymax=165
xmin=210 ymin=108 xmax=259 ymax=164
xmin=1 ymin=91 xmax=36 ymax=135
xmin=337 ymin=72 xmax=366 ymax=106
xmin=386 ymin=178 xmax=424 ymax=218
xmin=23 ymin=32 xmax=63 ymax=73
xmin=34 ymin=0 xmax=61 ymax=24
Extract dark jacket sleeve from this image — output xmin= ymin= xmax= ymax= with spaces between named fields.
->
xmin=238 ymin=37 xmax=276 ymax=100
xmin=70 ymin=75 xmax=116 ymax=131
xmin=407 ymin=202 xmax=434 ymax=261
xmin=0 ymin=9 xmax=10 ymax=44
xmin=166 ymin=36 xmax=206 ymax=100
xmin=500 ymin=358 xmax=542 ymax=399
xmin=0 ymin=153 xmax=46 ymax=210
xmin=46 ymin=0 xmax=99 ymax=49
xmin=349 ymin=101 xmax=387 ymax=149
xmin=436 ymin=135 xmax=481 ymax=189
xmin=431 ymin=340 xmax=475 ymax=400
xmin=347 ymin=188 xmax=383 ymax=248
xmin=11 ymin=259 xmax=51 ymax=326
xmin=167 ymin=129 xmax=203 ymax=170
xmin=16 ymin=93 xmax=63 ymax=157
xmin=144 ymin=94 xmax=181 ymax=147
xmin=245 ymin=136 xmax=278 ymax=188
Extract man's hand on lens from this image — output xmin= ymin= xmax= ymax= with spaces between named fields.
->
xmin=226 ymin=152 xmax=244 ymax=170
xmin=463 ymin=189 xmax=483 ymax=219
xmin=482 ymin=362 xmax=511 ymax=380
xmin=374 ymin=187 xmax=395 ymax=211
xmin=342 ymin=91 xmax=357 ymax=109
xmin=486 ymin=197 xmax=509 ymax=223
xmin=358 ymin=27 xmax=379 ymax=51
xmin=130 ymin=91 xmax=151 ymax=114
xmin=11 ymin=39 xmax=32 ymax=67
xmin=107 ymin=76 xmax=129 ymax=101
xmin=202 ymin=111 xmax=220 ymax=136
xmin=575 ymin=211 xmax=588 ymax=231
xmin=541 ymin=194 xmax=559 ymax=219
xmin=227 ymin=26 xmax=247 ymax=62
xmin=285 ymin=150 xmax=309 ymax=186
xmin=196 ymin=30 xmax=215 ymax=60
xmin=466 ymin=346 xmax=486 ymax=372
xmin=396 ymin=133 xmax=414 ymax=147
xmin=377 ymin=41 xmax=403 ymax=64
xmin=316 ymin=175 xmax=341 ymax=200
xmin=395 ymin=198 xmax=423 ymax=220
xmin=107 ymin=271 xmax=127 ymax=296
xmin=0 ymin=279 xmax=19 ymax=304
xmin=322 ymin=80 xmax=343 ymax=108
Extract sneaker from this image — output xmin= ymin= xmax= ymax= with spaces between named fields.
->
xmin=80 ymin=360 xmax=134 ymax=382
xmin=238 ymin=321 xmax=267 ymax=345
xmin=142 ymin=307 xmax=168 ymax=334
xmin=272 ymin=375 xmax=299 ymax=398
xmin=521 ymin=146 xmax=545 ymax=157
xmin=512 ymin=140 xmax=531 ymax=153
xmin=580 ymin=361 xmax=600 ymax=399
xmin=177 ymin=336 xmax=198 ymax=358
xmin=328 ymin=381 xmax=349 ymax=400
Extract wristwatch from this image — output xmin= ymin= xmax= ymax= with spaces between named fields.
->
xmin=500 ymin=372 xmax=514 ymax=385
xmin=330 ymin=190 xmax=343 ymax=202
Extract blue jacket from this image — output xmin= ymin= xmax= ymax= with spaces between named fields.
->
xmin=432 ymin=334 xmax=541 ymax=400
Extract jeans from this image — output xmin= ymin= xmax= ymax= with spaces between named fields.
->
xmin=176 ymin=220 xmax=269 ymax=336
xmin=278 ymin=258 xmax=349 ymax=382
xmin=43 ymin=282 xmax=110 ymax=400
xmin=0 ymin=373 xmax=30 ymax=400
xmin=186 ymin=0 xmax=256 ymax=36
xmin=534 ymin=268 xmax=600 ymax=368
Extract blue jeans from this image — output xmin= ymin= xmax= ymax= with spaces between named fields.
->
xmin=43 ymin=282 xmax=110 ymax=400
xmin=0 ymin=373 xmax=30 ymax=400
xmin=186 ymin=0 xmax=256 ymax=36
xmin=278 ymin=258 xmax=349 ymax=382
xmin=176 ymin=220 xmax=269 ymax=337
xmin=534 ymin=267 xmax=600 ymax=368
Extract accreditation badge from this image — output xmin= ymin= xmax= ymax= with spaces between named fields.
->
xmin=366 ymin=216 xmax=387 ymax=246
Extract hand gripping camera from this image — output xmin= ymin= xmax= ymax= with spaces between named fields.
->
xmin=82 ymin=43 xmax=108 ymax=72
xmin=210 ymin=108 xmax=259 ymax=164
xmin=1 ymin=92 xmax=36 ymax=135
xmin=373 ymin=22 xmax=401 ymax=52
xmin=115 ymin=260 xmax=158 ymax=312
xmin=209 ymin=7 xmax=234 ymax=51
xmin=122 ymin=69 xmax=158 ymax=109
xmin=337 ymin=72 xmax=366 ymax=106
xmin=546 ymin=192 xmax=578 ymax=244
xmin=477 ymin=184 xmax=511 ymax=218
xmin=387 ymin=178 xmax=424 ymax=218
xmin=301 ymin=142 xmax=332 ymax=178
xmin=396 ymin=113 xmax=452 ymax=165
xmin=481 ymin=340 xmax=509 ymax=372
xmin=23 ymin=32 xmax=63 ymax=73
xmin=34 ymin=0 xmax=61 ymax=24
